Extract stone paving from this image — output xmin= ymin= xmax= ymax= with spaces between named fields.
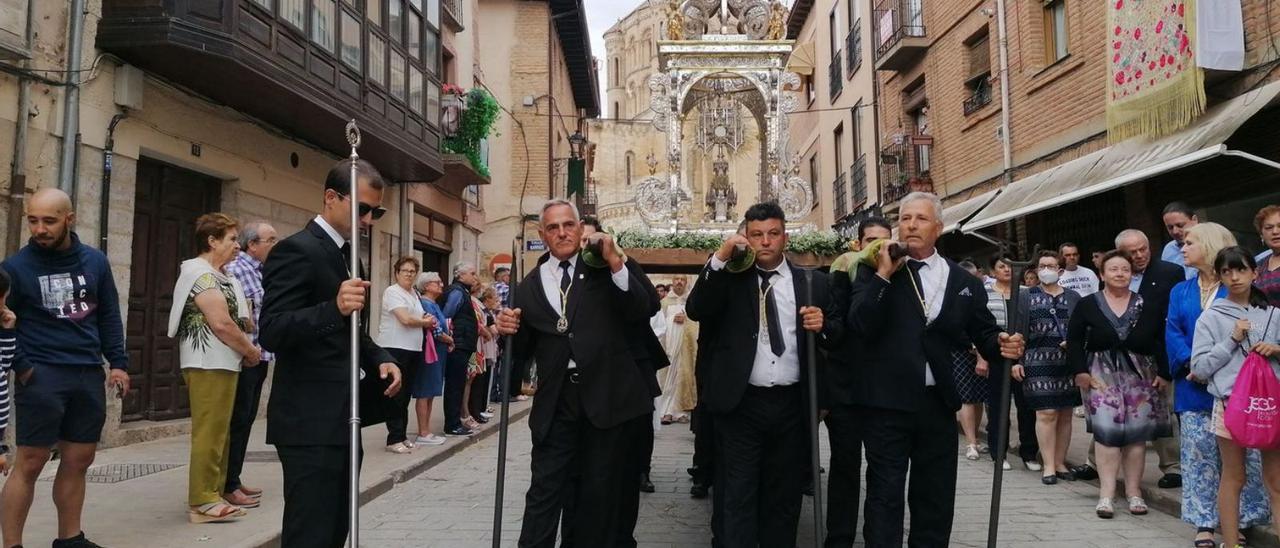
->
xmin=362 ymin=416 xmax=1193 ymax=547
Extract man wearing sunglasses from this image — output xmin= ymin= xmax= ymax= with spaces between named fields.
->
xmin=259 ymin=158 xmax=403 ymax=547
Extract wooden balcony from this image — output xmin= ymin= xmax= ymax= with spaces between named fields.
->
xmin=873 ymin=0 xmax=928 ymax=72
xmin=96 ymin=0 xmax=443 ymax=182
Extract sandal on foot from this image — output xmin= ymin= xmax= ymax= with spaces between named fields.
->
xmin=1193 ymin=537 xmax=1216 ymax=547
xmin=1095 ymin=497 xmax=1114 ymax=519
xmin=385 ymin=442 xmax=413 ymax=454
xmin=222 ymin=490 xmax=260 ymax=508
xmin=237 ymin=485 xmax=263 ymax=499
xmin=189 ymin=502 xmax=245 ymax=523
xmin=1128 ymin=496 xmax=1148 ymax=515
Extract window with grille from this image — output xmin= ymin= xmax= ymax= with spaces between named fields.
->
xmin=963 ymin=30 xmax=992 ymax=115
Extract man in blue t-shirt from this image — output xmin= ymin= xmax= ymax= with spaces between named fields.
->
xmin=0 ymin=188 xmax=128 ymax=548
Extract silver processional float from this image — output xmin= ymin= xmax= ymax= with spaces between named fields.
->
xmin=345 ymin=119 xmax=363 ymax=548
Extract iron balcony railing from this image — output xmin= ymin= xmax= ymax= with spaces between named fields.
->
xmin=963 ymin=79 xmax=993 ymax=115
xmin=832 ymin=171 xmax=849 ymax=219
xmin=829 ymin=50 xmax=843 ymax=100
xmin=851 ymin=154 xmax=868 ymax=209
xmin=846 ymin=24 xmax=862 ymax=77
xmin=872 ymin=0 xmax=926 ymax=61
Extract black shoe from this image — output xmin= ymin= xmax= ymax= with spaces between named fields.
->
xmin=1157 ymin=473 xmax=1182 ymax=489
xmin=1056 ymin=470 xmax=1077 ymax=482
xmin=52 ymin=532 xmax=103 ymax=548
xmin=690 ymin=484 xmax=709 ymax=499
xmin=445 ymin=426 xmax=475 ymax=437
xmin=473 ymin=415 xmax=489 ymax=424
xmin=639 ymin=473 xmax=655 ymax=493
xmin=1071 ymin=464 xmax=1098 ymax=481
xmin=687 ymin=466 xmax=698 ymax=477
xmin=1041 ymin=475 xmax=1058 ymax=485
xmin=802 ymin=481 xmax=815 ymax=497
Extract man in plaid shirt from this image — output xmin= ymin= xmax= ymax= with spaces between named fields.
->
xmin=221 ymin=220 xmax=278 ymax=505
xmin=494 ymin=267 xmax=511 ymax=307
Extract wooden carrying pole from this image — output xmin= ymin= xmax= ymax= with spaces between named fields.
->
xmin=492 ymin=240 xmax=522 ymax=547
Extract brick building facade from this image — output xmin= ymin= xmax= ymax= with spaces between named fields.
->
xmin=873 ymin=0 xmax=1280 ymax=261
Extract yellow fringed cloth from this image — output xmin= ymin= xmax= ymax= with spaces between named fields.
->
xmin=1106 ymin=0 xmax=1206 ymax=142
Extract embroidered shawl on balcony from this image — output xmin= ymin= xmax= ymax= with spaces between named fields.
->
xmin=1107 ymin=0 xmax=1206 ymax=142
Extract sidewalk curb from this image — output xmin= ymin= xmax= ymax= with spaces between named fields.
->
xmin=244 ymin=405 xmax=533 ymax=548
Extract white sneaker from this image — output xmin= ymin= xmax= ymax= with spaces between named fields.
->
xmin=414 ymin=434 xmax=446 ymax=446
xmin=1002 ymin=460 xmax=1012 ymax=471
xmin=965 ymin=445 xmax=980 ymax=460
xmin=1025 ymin=460 xmax=1043 ymax=472
xmin=1074 ymin=407 xmax=1086 ymax=418
xmin=479 ymin=412 xmax=494 ymax=420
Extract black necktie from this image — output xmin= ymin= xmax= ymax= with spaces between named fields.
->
xmin=340 ymin=242 xmax=351 ymax=262
xmin=908 ymin=260 xmax=927 ymax=315
xmin=559 ymin=260 xmax=573 ymax=293
xmin=758 ymin=270 xmax=784 ymax=356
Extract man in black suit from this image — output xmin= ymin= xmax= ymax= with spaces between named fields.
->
xmin=497 ymin=199 xmax=658 ymax=548
xmin=686 ymin=202 xmax=831 ymax=548
xmin=557 ymin=216 xmax=666 ymax=548
xmin=1120 ymin=228 xmax=1183 ymax=487
xmin=259 ymin=158 xmax=403 ymax=548
xmin=846 ymin=192 xmax=1024 ymax=547
xmin=822 ymin=216 xmax=891 ymax=548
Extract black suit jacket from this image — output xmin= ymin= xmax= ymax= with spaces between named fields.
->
xmin=685 ymin=260 xmax=835 ymax=415
xmin=260 ymin=220 xmax=396 ymax=447
xmin=621 ymin=258 xmax=667 ymax=399
xmin=512 ymin=254 xmax=658 ymax=443
xmin=844 ymin=259 xmax=1004 ymax=413
xmin=1137 ymin=259 xmax=1183 ymax=326
xmin=820 ymin=269 xmax=857 ymax=409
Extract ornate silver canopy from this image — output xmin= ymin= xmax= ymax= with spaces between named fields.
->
xmin=640 ymin=2 xmax=811 ymax=231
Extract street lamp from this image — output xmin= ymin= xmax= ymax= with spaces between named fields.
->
xmin=568 ymin=130 xmax=587 ymax=159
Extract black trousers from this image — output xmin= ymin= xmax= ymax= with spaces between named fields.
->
xmin=559 ymin=413 xmax=649 ymax=548
xmin=714 ymin=385 xmax=806 ymax=548
xmin=443 ymin=349 xmax=471 ymax=431
xmin=224 ymin=360 xmax=268 ymax=493
xmin=519 ymin=375 xmax=641 ymax=548
xmin=823 ymin=404 xmax=863 ymax=548
xmin=857 ymin=389 xmax=957 ymax=548
xmin=385 ymin=348 xmax=422 ymax=445
xmin=691 ymin=402 xmax=716 ymax=486
xmin=985 ymin=378 xmax=1039 ymax=461
xmin=277 ymin=444 xmax=361 ymax=548
xmin=469 ymin=362 xmax=491 ymax=418
xmin=640 ymin=415 xmax=655 ymax=474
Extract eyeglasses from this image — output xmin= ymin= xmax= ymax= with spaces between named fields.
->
xmin=398 ymin=269 xmax=418 ymax=274
xmin=334 ymin=191 xmax=388 ymax=220
xmin=252 ymin=237 xmax=278 ymax=245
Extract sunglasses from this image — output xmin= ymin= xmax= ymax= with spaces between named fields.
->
xmin=334 ymin=191 xmax=388 ymax=220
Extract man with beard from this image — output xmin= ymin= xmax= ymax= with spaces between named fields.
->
xmin=498 ymin=199 xmax=657 ymax=547
xmin=0 ymin=188 xmax=129 ymax=548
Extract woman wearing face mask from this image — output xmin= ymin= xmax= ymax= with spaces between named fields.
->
xmin=1168 ymin=225 xmax=1271 ymax=547
xmin=1011 ymin=250 xmax=1082 ymax=485
xmin=1190 ymin=247 xmax=1280 ymax=548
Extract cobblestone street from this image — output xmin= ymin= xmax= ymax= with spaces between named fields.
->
xmin=361 ymin=415 xmax=1191 ymax=547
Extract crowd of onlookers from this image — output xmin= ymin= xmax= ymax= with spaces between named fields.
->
xmin=942 ymin=202 xmax=1280 ymax=548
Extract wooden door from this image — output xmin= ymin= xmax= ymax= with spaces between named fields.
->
xmin=124 ymin=159 xmax=221 ymax=422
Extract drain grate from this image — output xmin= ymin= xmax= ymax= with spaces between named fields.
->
xmin=40 ymin=463 xmax=185 ymax=484
xmin=243 ymin=450 xmax=280 ymax=463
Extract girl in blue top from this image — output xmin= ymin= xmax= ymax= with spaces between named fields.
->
xmin=1166 ymin=223 xmax=1270 ymax=547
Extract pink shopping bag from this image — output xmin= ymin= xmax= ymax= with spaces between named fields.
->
xmin=1225 ymin=351 xmax=1280 ymax=449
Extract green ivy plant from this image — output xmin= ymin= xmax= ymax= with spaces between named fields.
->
xmin=614 ymin=229 xmax=851 ymax=256
xmin=443 ymin=89 xmax=501 ymax=179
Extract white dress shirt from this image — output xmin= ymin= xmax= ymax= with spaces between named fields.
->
xmin=908 ymin=250 xmax=949 ymax=387
xmin=313 ymin=215 xmax=346 ymax=248
xmin=708 ymin=255 xmax=801 ymax=387
xmin=539 ymin=254 xmax=631 ymax=369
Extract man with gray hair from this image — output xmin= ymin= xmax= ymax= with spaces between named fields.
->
xmin=442 ymin=261 xmax=481 ymax=436
xmin=846 ymin=191 xmax=1025 ymax=546
xmin=222 ymin=220 xmax=278 ymax=506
